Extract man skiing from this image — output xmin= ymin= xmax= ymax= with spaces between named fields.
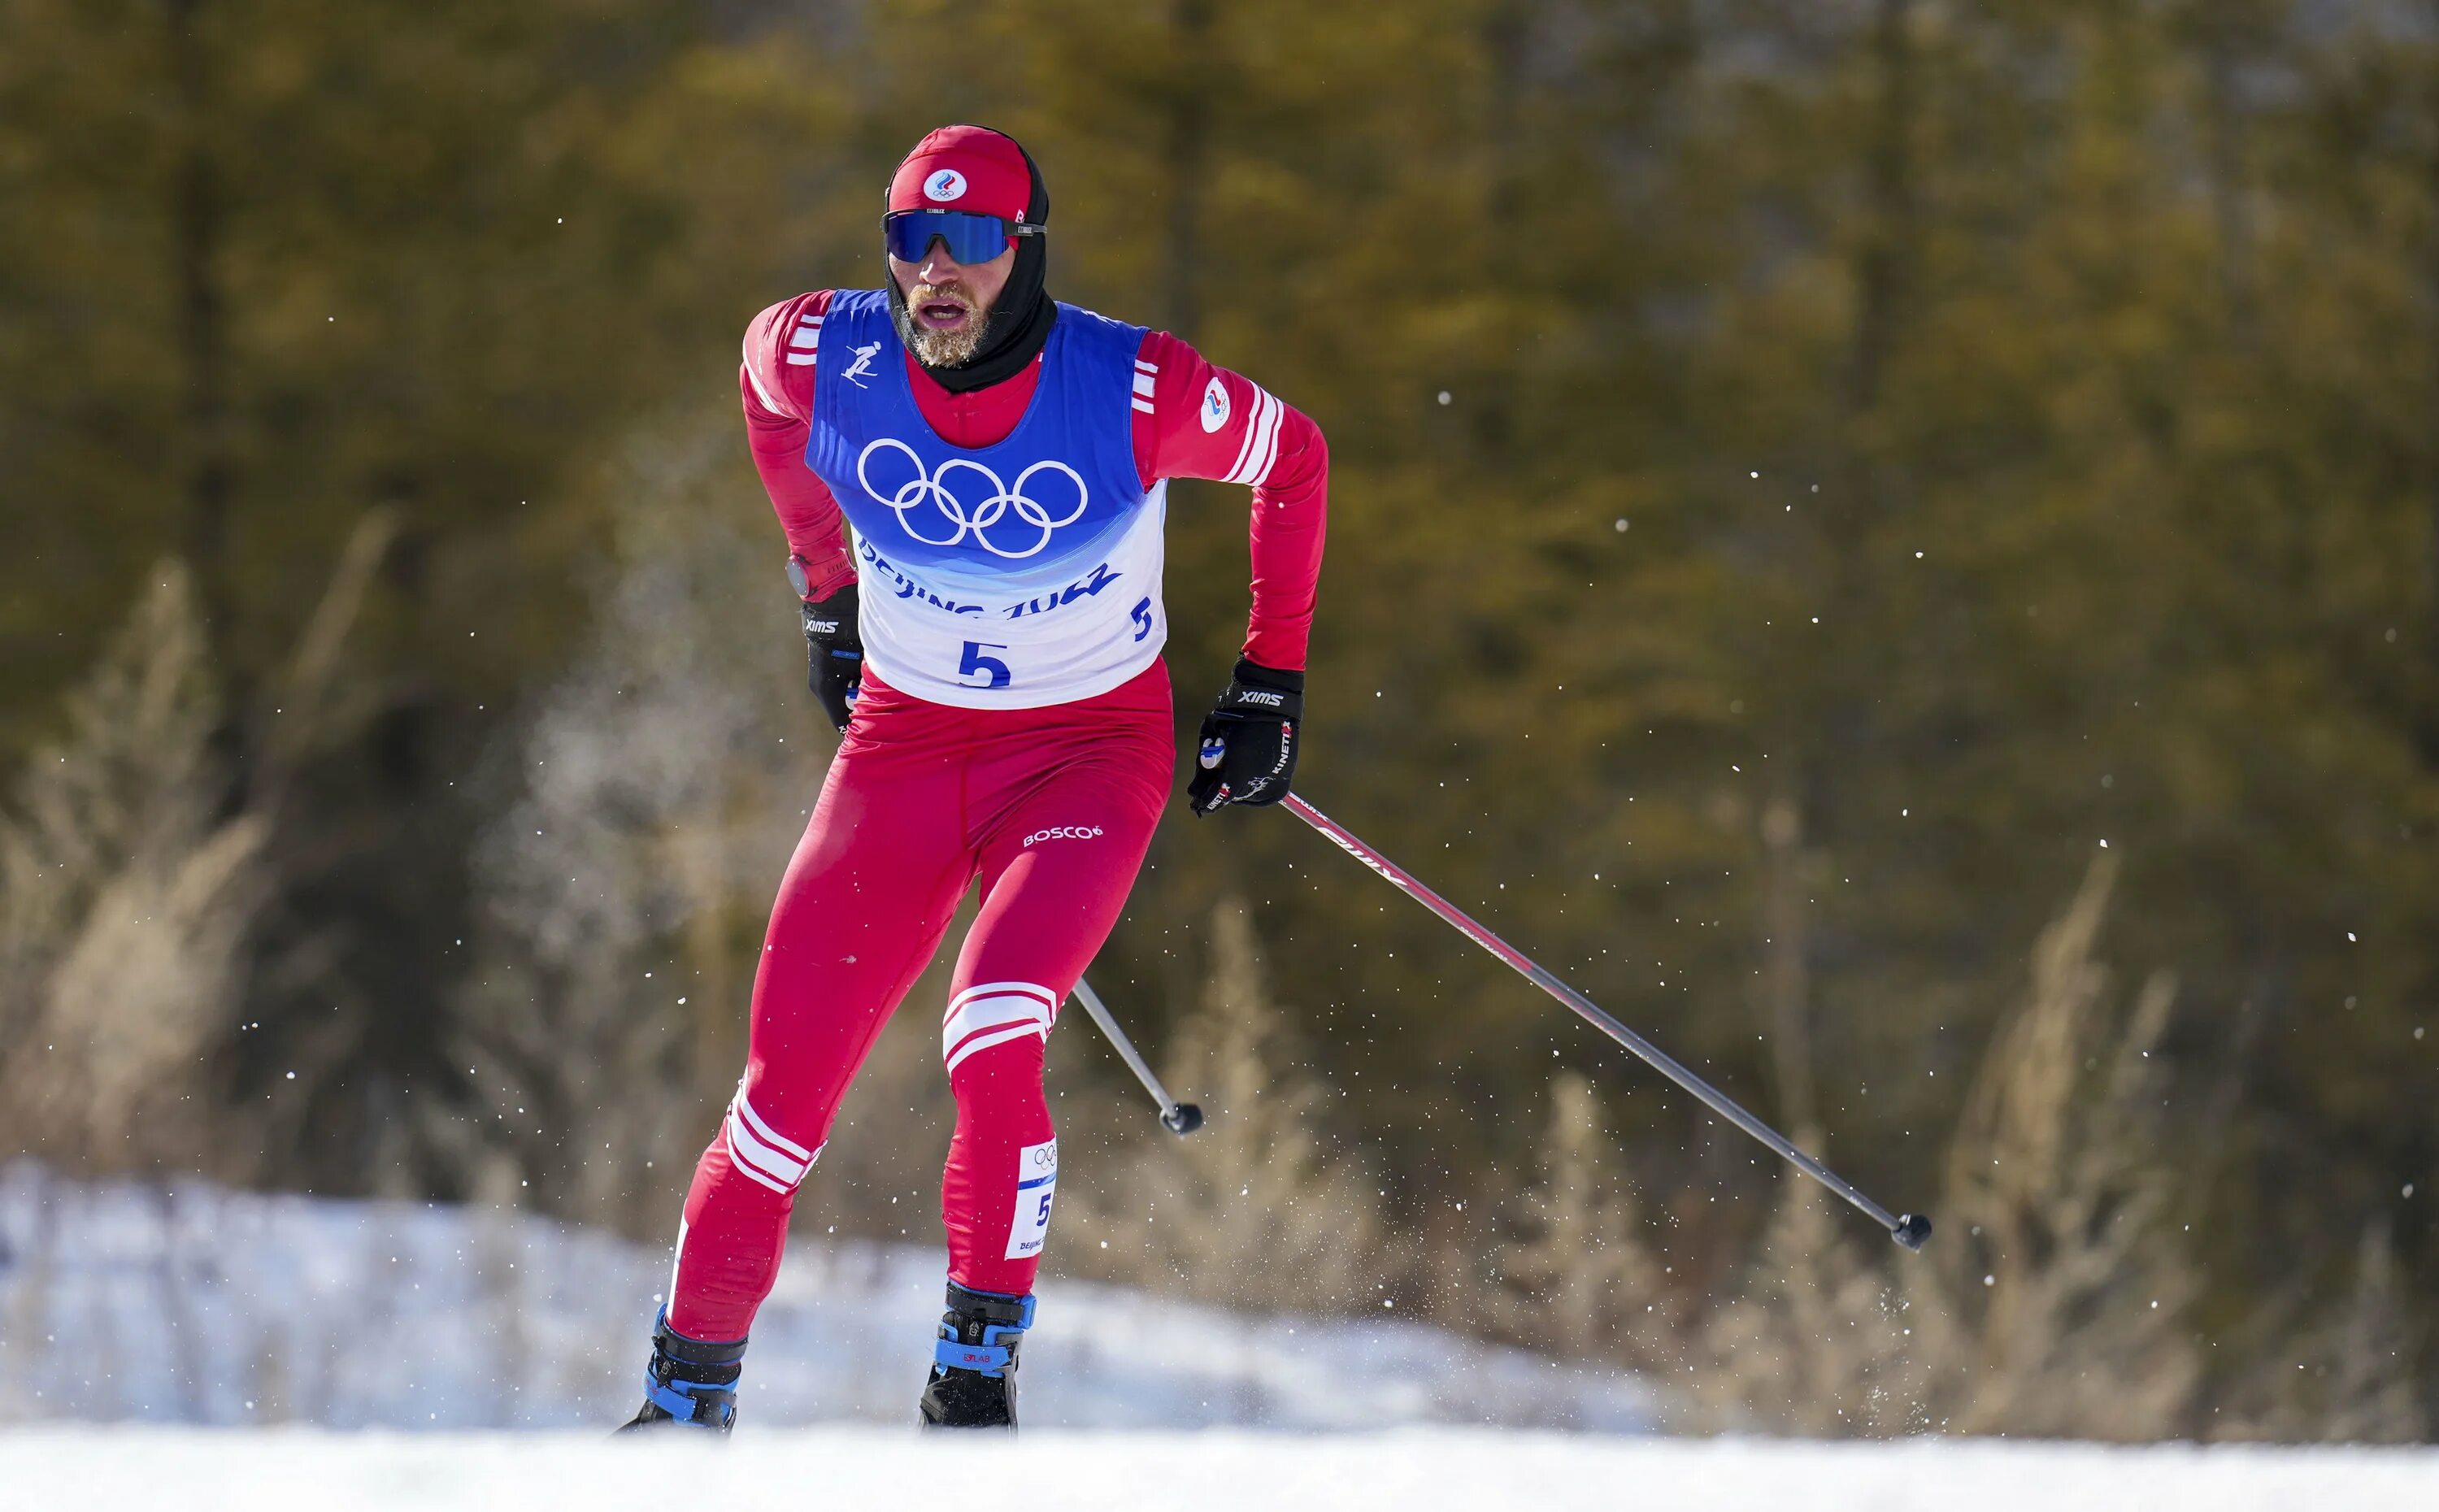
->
xmin=622 ymin=124 xmax=1328 ymax=1432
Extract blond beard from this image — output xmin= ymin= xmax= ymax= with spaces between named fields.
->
xmin=904 ymin=283 xmax=995 ymax=367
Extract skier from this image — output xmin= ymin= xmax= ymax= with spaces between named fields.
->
xmin=621 ymin=124 xmax=1327 ymax=1432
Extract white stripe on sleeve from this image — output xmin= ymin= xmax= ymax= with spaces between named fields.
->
xmin=742 ymin=344 xmax=784 ymax=413
xmin=1225 ymin=388 xmax=1285 ymax=486
xmin=1246 ymin=392 xmax=1287 ymax=485
xmin=1220 ymin=384 xmax=1267 ymax=483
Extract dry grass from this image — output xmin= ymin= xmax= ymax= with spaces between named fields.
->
xmin=0 ymin=566 xmax=269 ymax=1175
xmin=0 ymin=512 xmax=396 ymax=1180
xmin=1476 ymin=854 xmax=2234 ymax=1440
xmin=2315 ymin=1223 xmax=2428 ymax=1445
xmin=2215 ymin=1217 xmax=2429 ymax=1445
xmin=1057 ymin=904 xmax=1385 ymax=1312
xmin=1918 ymin=855 xmax=2198 ymax=1436
xmin=1486 ymin=1071 xmax=1679 ymax=1366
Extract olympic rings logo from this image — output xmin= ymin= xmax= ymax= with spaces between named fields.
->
xmin=856 ymin=438 xmax=1090 ymax=560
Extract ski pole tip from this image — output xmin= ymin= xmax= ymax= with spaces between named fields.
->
xmin=1161 ymin=1102 xmax=1203 ymax=1136
xmin=1891 ymin=1213 xmax=1933 ymax=1251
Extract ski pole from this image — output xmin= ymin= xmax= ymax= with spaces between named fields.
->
xmin=1072 ymin=975 xmax=1202 ymax=1134
xmin=1279 ymin=792 xmax=1932 ymax=1251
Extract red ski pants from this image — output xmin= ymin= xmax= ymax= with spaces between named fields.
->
xmin=666 ymin=661 xmax=1172 ymax=1340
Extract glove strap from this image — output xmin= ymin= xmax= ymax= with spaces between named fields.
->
xmin=1215 ymin=658 xmax=1303 ymax=720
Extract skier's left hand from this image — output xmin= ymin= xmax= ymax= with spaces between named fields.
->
xmin=1187 ymin=659 xmax=1302 ymax=817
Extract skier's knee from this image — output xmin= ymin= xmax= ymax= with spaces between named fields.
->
xmin=941 ymin=981 xmax=1057 ymax=1076
xmin=721 ymin=1083 xmax=822 ymax=1194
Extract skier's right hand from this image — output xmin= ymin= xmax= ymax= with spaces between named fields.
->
xmin=799 ymin=583 xmax=863 ymax=732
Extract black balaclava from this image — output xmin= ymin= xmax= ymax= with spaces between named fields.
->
xmin=885 ymin=134 xmax=1055 ymax=395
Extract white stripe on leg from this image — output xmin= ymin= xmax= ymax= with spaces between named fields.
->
xmin=941 ymin=984 xmax=1057 ymax=1073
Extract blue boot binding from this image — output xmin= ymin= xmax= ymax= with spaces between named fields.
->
xmin=617 ymin=1309 xmax=747 ymax=1434
xmin=918 ymin=1282 xmax=1035 ymax=1429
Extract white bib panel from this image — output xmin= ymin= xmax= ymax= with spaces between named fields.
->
xmin=853 ymin=482 xmax=1168 ymax=709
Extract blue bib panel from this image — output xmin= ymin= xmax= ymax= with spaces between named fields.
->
xmin=803 ymin=293 xmax=1167 ymax=708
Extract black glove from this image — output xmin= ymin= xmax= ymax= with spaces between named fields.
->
xmin=798 ymin=584 xmax=863 ymax=732
xmin=1187 ymin=658 xmax=1303 ymax=817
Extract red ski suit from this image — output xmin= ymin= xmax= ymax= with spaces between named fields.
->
xmin=664 ymin=292 xmax=1326 ymax=1340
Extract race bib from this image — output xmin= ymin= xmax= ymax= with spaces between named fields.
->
xmin=1005 ymin=1137 xmax=1059 ymax=1260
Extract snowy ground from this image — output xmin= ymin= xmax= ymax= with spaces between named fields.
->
xmin=11 ymin=1167 xmax=2433 ymax=1510
xmin=2 ymin=1426 xmax=2436 ymax=1511
xmin=0 ymin=1163 xmax=1650 ymax=1431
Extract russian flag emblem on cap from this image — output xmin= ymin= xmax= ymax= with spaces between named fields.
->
xmin=889 ymin=125 xmax=1033 ymax=219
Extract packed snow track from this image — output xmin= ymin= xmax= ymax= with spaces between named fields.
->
xmin=3 ymin=1427 xmax=2433 ymax=1511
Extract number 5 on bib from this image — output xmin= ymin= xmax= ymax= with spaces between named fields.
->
xmin=1006 ymin=1138 xmax=1058 ymax=1259
xmin=960 ymin=641 xmax=1013 ymax=689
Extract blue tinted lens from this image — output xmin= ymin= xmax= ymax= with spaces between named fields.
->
xmin=885 ymin=211 xmax=1012 ymax=264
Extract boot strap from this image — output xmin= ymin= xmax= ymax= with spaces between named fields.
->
xmin=935 ymin=1337 xmax=1015 ymax=1376
xmin=643 ymin=1368 xmax=738 ymax=1424
xmin=933 ymin=1292 xmax=1036 ymax=1379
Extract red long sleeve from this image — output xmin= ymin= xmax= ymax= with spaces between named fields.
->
xmin=741 ymin=290 xmax=859 ymax=601
xmin=1130 ymin=331 xmax=1328 ymax=672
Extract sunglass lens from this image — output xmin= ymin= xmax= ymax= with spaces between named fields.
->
xmin=886 ymin=212 xmax=1011 ymax=264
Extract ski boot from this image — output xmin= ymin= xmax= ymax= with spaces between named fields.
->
xmin=617 ymin=1309 xmax=747 ymax=1434
xmin=917 ymin=1282 xmax=1035 ymax=1430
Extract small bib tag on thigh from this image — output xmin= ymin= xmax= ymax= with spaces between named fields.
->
xmin=1005 ymin=1137 xmax=1059 ymax=1259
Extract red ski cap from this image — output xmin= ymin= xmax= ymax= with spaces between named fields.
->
xmin=887 ymin=125 xmax=1033 ymax=220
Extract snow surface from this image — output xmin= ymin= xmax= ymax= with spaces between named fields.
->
xmin=7 ymin=1167 xmax=2434 ymax=1507
xmin=0 ymin=1163 xmax=1653 ymax=1432
xmin=2 ymin=1427 xmax=2436 ymax=1511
